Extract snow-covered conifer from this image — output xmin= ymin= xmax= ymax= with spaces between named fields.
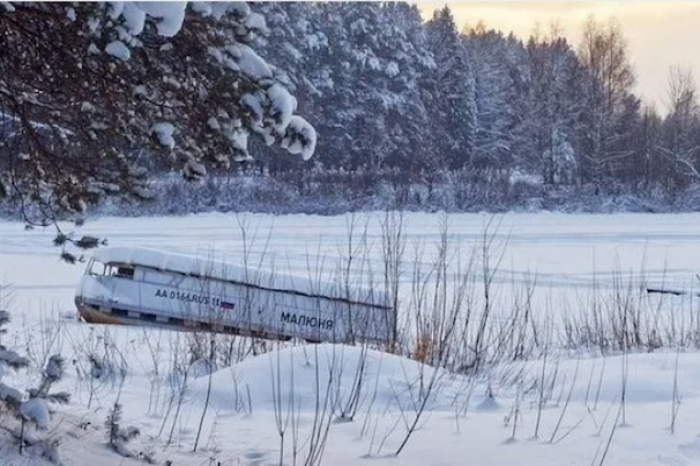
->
xmin=0 ymin=2 xmax=317 ymax=226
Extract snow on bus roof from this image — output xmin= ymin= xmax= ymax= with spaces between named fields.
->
xmin=90 ymin=246 xmax=390 ymax=309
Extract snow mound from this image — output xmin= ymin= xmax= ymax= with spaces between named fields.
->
xmin=152 ymin=122 xmax=175 ymax=149
xmin=135 ymin=2 xmax=187 ymax=37
xmin=282 ymin=116 xmax=317 ymax=161
xmin=267 ymin=84 xmax=297 ymax=131
xmin=121 ymin=2 xmax=147 ymax=36
xmin=522 ymin=352 xmax=700 ymax=406
xmin=105 ymin=41 xmax=131 ymax=61
xmin=0 ymin=382 xmax=23 ymax=404
xmin=475 ymin=392 xmax=501 ymax=411
xmin=224 ymin=44 xmax=273 ymax=79
xmin=190 ymin=2 xmax=212 ymax=16
xmin=108 ymin=1 xmax=186 ymax=37
xmin=245 ymin=12 xmax=267 ymax=34
xmin=189 ymin=344 xmax=458 ymax=413
xmin=21 ymin=398 xmax=50 ymax=429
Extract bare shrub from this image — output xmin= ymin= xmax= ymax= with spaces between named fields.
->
xmin=270 ymin=344 xmax=338 ymax=466
xmin=562 ymin=264 xmax=689 ymax=354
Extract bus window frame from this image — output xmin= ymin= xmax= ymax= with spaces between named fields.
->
xmin=87 ymin=259 xmax=106 ymax=277
xmin=109 ymin=262 xmax=136 ymax=280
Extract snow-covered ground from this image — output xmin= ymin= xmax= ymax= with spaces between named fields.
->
xmin=4 ymin=211 xmax=700 ymax=465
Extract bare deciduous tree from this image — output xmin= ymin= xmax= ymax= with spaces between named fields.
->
xmin=577 ymin=15 xmax=636 ymax=183
xmin=659 ymin=66 xmax=700 ymax=182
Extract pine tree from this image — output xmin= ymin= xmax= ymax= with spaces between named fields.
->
xmin=249 ymin=2 xmax=327 ymax=174
xmin=0 ymin=3 xmax=317 ymax=226
xmin=424 ymin=6 xmax=476 ymax=170
xmin=303 ymin=2 xmax=433 ymax=178
xmin=466 ymin=27 xmax=520 ymax=170
xmin=0 ymin=310 xmax=69 ymax=461
xmin=0 ymin=310 xmax=30 ymax=415
xmin=105 ymin=401 xmax=141 ymax=458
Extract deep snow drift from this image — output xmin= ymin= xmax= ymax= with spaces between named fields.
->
xmin=4 ymin=212 xmax=700 ymax=465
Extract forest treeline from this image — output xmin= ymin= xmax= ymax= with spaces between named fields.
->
xmin=250 ymin=3 xmax=698 ymax=193
xmin=2 ymin=2 xmax=700 ymax=220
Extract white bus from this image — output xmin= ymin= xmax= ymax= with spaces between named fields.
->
xmin=75 ymin=247 xmax=393 ymax=344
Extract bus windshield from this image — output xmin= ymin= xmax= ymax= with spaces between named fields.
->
xmin=87 ymin=259 xmax=105 ymax=276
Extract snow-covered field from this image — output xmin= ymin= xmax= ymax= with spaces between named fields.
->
xmin=4 ymin=212 xmax=700 ymax=465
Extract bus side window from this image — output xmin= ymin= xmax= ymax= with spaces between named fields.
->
xmin=108 ymin=263 xmax=135 ymax=279
xmin=116 ymin=266 xmax=135 ymax=279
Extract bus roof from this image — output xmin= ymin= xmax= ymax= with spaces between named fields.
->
xmin=90 ymin=246 xmax=391 ymax=309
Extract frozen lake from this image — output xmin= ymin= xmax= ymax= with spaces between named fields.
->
xmin=2 ymin=211 xmax=700 ymax=318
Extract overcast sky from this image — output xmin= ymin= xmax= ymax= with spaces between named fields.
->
xmin=418 ymin=2 xmax=700 ymax=113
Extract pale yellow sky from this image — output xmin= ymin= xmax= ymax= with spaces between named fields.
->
xmin=418 ymin=2 xmax=700 ymax=113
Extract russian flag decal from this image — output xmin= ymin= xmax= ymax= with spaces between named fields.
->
xmin=220 ymin=301 xmax=235 ymax=310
